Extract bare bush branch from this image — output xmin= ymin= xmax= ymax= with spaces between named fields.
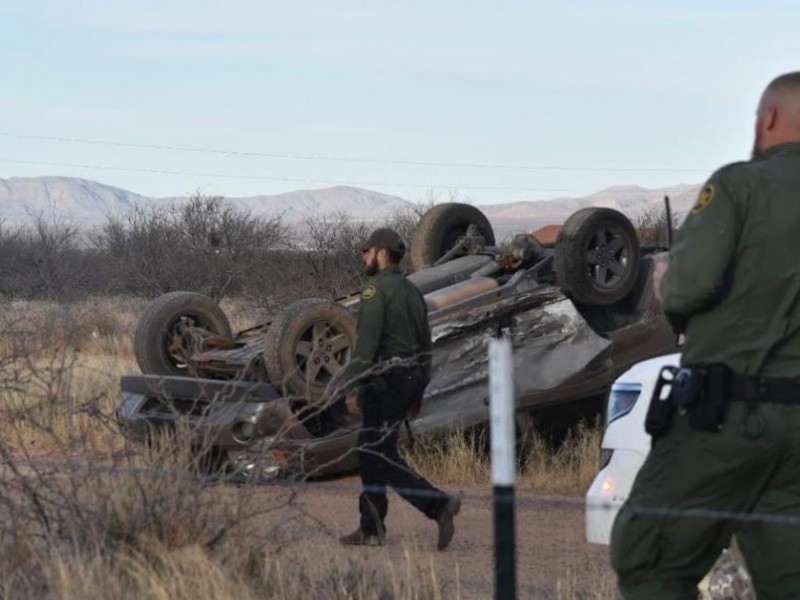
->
xmin=634 ymin=202 xmax=681 ymax=248
xmin=94 ymin=193 xmax=289 ymax=301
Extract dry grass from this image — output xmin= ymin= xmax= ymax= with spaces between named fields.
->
xmin=521 ymin=422 xmax=603 ymax=496
xmin=556 ymin=567 xmax=619 ymax=600
xmin=21 ymin=539 xmax=457 ymax=600
xmin=0 ymin=296 xmax=143 ymax=357
xmin=406 ymin=423 xmax=602 ymax=497
xmin=0 ymin=297 xmax=613 ymax=599
xmin=0 ymin=297 xmax=458 ymax=599
xmin=405 ymin=431 xmax=490 ymax=486
xmin=0 ymin=296 xmax=266 ymax=451
xmin=0 ymin=461 xmax=454 ymax=599
xmin=2 ymin=354 xmax=135 ymax=453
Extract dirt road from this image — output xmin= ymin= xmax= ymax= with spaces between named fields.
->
xmin=251 ymin=478 xmax=616 ymax=599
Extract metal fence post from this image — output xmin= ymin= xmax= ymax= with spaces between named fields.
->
xmin=489 ymin=336 xmax=517 ymax=599
xmin=664 ymin=194 xmax=674 ymax=247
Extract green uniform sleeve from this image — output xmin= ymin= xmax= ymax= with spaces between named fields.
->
xmin=661 ymin=173 xmax=740 ymax=325
xmin=340 ymin=283 xmax=385 ymax=391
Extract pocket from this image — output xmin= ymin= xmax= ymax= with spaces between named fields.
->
xmin=610 ymin=503 xmax=662 ymax=574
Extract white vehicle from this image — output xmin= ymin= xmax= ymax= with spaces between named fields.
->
xmin=585 ymin=352 xmax=679 ymax=544
xmin=586 ymin=353 xmax=754 ymax=599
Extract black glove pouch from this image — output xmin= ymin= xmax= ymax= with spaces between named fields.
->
xmin=687 ymin=364 xmax=729 ymax=432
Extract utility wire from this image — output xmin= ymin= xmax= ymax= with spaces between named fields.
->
xmin=0 ymin=157 xmax=575 ymax=193
xmin=0 ymin=131 xmax=712 ymax=173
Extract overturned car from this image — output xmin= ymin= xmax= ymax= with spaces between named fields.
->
xmin=117 ymin=203 xmax=676 ymax=479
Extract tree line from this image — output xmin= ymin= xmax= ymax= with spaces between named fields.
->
xmin=0 ymin=194 xmax=430 ymax=309
xmin=0 ymin=194 xmax=675 ymax=308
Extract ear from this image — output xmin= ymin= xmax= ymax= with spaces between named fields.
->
xmin=764 ymin=105 xmax=779 ymax=131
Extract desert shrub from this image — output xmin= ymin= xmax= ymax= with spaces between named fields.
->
xmin=95 ymin=194 xmax=288 ymax=301
xmin=634 ymin=203 xmax=681 ymax=248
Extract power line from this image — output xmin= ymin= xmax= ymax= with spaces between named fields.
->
xmin=0 ymin=130 xmax=712 ymax=173
xmin=0 ymin=157 xmax=574 ymax=193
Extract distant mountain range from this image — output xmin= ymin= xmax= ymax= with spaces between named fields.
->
xmin=0 ymin=177 xmax=410 ymax=224
xmin=0 ymin=176 xmax=700 ymax=239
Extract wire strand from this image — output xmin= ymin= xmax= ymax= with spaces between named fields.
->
xmin=0 ymin=157 xmax=577 ymax=193
xmin=0 ymin=130 xmax=712 ymax=173
xmin=7 ymin=455 xmax=800 ymax=527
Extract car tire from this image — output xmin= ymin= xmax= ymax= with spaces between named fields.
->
xmin=134 ymin=291 xmax=232 ymax=376
xmin=554 ymin=207 xmax=640 ymax=306
xmin=411 ymin=203 xmax=496 ymax=270
xmin=264 ymin=298 xmax=357 ymax=402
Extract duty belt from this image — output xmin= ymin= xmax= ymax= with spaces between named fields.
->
xmin=729 ymin=372 xmax=800 ymax=404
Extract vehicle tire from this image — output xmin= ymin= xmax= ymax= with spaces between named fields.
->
xmin=264 ymin=298 xmax=357 ymax=402
xmin=134 ymin=291 xmax=232 ymax=376
xmin=411 ymin=203 xmax=496 ymax=270
xmin=554 ymin=208 xmax=640 ymax=305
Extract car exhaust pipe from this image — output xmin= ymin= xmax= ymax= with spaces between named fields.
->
xmin=424 ymin=277 xmax=500 ymax=311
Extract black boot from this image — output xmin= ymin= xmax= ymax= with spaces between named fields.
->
xmin=436 ymin=496 xmax=461 ymax=550
xmin=339 ymin=528 xmax=385 ymax=547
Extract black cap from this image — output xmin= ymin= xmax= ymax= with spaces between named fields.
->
xmin=361 ymin=227 xmax=406 ymax=257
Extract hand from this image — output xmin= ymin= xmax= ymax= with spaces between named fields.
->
xmin=405 ymin=403 xmax=421 ymax=420
xmin=345 ymin=393 xmax=361 ymax=415
xmin=653 ymin=258 xmax=669 ymax=303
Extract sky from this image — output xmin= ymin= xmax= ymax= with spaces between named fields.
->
xmin=0 ymin=1 xmax=797 ymax=205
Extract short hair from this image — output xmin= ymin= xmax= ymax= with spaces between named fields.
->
xmin=388 ymin=248 xmax=405 ymax=263
xmin=762 ymin=72 xmax=800 ymax=116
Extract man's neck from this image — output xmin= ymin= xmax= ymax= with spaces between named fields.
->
xmin=376 ymin=262 xmax=399 ymax=274
xmin=757 ymin=139 xmax=800 ymax=159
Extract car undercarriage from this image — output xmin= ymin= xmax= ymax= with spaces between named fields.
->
xmin=117 ymin=203 xmax=676 ymax=479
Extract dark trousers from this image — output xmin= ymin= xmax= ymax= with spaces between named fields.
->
xmin=357 ymin=367 xmax=448 ymax=535
xmin=611 ymin=401 xmax=800 ymax=599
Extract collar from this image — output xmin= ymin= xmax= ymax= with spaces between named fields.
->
xmin=373 ymin=264 xmax=402 ymax=279
xmin=754 ymin=142 xmax=800 ymax=161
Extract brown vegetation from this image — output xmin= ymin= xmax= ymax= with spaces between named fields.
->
xmin=0 ymin=189 xmax=622 ymax=598
xmin=406 ymin=423 xmax=601 ymax=497
xmin=0 ymin=297 xmax=612 ymax=599
xmin=633 ymin=203 xmax=680 ymax=248
xmin=0 ymin=194 xmax=434 ymax=307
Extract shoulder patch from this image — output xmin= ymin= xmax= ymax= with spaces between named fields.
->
xmin=361 ymin=285 xmax=377 ymax=300
xmin=691 ymin=184 xmax=716 ymax=214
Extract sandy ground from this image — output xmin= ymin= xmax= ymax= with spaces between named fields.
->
xmin=249 ymin=477 xmax=616 ymax=599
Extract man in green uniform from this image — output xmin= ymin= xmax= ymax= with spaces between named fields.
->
xmin=337 ymin=227 xmax=461 ymax=549
xmin=611 ymin=71 xmax=800 ymax=599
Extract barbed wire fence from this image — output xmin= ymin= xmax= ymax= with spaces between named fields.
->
xmin=0 ymin=298 xmax=761 ymax=600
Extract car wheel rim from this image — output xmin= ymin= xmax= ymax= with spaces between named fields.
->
xmin=584 ymin=226 xmax=631 ymax=290
xmin=293 ymin=319 xmax=352 ymax=387
xmin=163 ymin=315 xmax=214 ymax=370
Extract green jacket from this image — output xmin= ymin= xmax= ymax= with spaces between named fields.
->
xmin=662 ymin=142 xmax=800 ymax=379
xmin=341 ymin=264 xmax=432 ymax=391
